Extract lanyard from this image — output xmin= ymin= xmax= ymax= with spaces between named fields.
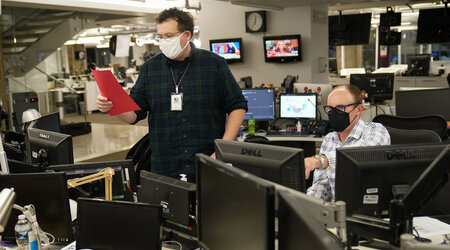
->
xmin=170 ymin=62 xmax=191 ymax=94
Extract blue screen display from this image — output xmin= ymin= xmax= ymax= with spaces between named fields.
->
xmin=242 ymin=89 xmax=275 ymax=120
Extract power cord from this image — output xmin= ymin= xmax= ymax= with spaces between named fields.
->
xmin=22 ymin=204 xmax=55 ymax=246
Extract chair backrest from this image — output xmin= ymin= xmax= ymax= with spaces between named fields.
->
xmin=373 ymin=114 xmax=448 ymax=140
xmin=385 ymin=126 xmax=442 ymax=144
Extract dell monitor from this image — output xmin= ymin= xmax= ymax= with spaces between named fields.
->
xmin=349 ymin=73 xmax=394 ymax=104
xmin=263 ymin=35 xmax=302 ymax=63
xmin=278 ymin=190 xmax=344 ymax=250
xmin=209 ymin=38 xmax=243 ymax=64
xmin=214 ymin=139 xmax=305 ymax=192
xmin=242 ymin=88 xmax=275 ymax=120
xmin=31 ymin=112 xmax=61 ymax=133
xmin=336 ymin=143 xmax=450 ymax=217
xmin=77 ymin=198 xmax=161 ymax=250
xmin=0 ymin=172 xmax=73 ymax=243
xmin=196 ymin=153 xmax=275 ymax=250
xmin=395 ymin=88 xmax=450 ymax=121
xmin=329 ymin=13 xmax=372 ymax=46
xmin=138 ymin=170 xmax=196 ymax=236
xmin=279 ymin=93 xmax=317 ymax=120
xmin=47 ymin=160 xmax=137 ymax=201
xmin=26 ymin=125 xmax=73 ymax=167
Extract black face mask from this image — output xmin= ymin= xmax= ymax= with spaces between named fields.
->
xmin=328 ymin=109 xmax=356 ymax=132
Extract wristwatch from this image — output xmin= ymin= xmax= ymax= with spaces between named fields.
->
xmin=314 ymin=154 xmax=326 ymax=169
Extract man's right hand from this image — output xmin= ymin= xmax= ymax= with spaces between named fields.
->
xmin=96 ymin=95 xmax=113 ymax=112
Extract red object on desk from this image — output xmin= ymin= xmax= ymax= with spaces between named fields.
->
xmin=92 ymin=70 xmax=141 ymax=116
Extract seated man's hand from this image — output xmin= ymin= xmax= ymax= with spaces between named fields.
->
xmin=304 ymin=157 xmax=320 ymax=179
xmin=96 ymin=95 xmax=113 ymax=112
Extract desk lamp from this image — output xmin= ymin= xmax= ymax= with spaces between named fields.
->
xmin=0 ymin=188 xmax=53 ymax=250
xmin=67 ymin=168 xmax=115 ymax=200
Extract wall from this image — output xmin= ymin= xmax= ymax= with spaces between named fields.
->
xmin=198 ymin=0 xmax=329 ymax=87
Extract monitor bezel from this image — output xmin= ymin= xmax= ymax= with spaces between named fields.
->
xmin=209 ymin=38 xmax=243 ymax=64
xmin=263 ymin=34 xmax=302 ymax=63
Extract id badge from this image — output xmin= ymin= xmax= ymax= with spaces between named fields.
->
xmin=171 ymin=92 xmax=183 ymax=111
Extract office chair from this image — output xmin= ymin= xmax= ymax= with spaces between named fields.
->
xmin=373 ymin=114 xmax=448 ymax=141
xmin=385 ymin=126 xmax=441 ymax=145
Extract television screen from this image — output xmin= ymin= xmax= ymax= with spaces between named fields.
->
xmin=417 ymin=8 xmax=450 ymax=43
xmin=329 ymin=13 xmax=372 ymax=45
xmin=210 ymin=38 xmax=243 ymax=63
xmin=380 ymin=12 xmax=401 ymax=26
xmin=241 ymin=88 xmax=275 ymax=120
xmin=279 ymin=93 xmax=317 ymax=120
xmin=263 ymin=35 xmax=301 ymax=63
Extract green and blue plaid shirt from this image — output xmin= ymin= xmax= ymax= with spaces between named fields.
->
xmin=130 ymin=44 xmax=247 ymax=181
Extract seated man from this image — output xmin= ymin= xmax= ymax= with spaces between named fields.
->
xmin=305 ymin=84 xmax=391 ymax=202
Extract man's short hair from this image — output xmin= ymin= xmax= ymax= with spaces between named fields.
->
xmin=156 ymin=8 xmax=194 ymax=36
xmin=331 ymin=84 xmax=363 ymax=104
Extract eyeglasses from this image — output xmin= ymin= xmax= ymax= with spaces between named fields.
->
xmin=323 ymin=103 xmax=360 ymax=114
xmin=154 ymin=32 xmax=183 ymax=42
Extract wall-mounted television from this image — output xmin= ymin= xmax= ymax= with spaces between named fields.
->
xmin=329 ymin=13 xmax=372 ymax=46
xmin=417 ymin=8 xmax=450 ymax=43
xmin=263 ymin=35 xmax=302 ymax=63
xmin=209 ymin=38 xmax=243 ymax=64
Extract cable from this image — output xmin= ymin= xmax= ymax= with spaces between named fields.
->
xmin=385 ymin=102 xmax=394 ymax=115
xmin=161 ymin=240 xmax=182 ymax=250
xmin=22 ymin=204 xmax=55 ymax=246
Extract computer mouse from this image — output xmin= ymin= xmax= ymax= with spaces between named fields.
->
xmin=244 ymin=135 xmax=270 ymax=144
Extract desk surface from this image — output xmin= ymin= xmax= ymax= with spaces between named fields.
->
xmin=72 ymin=123 xmax=148 ymax=162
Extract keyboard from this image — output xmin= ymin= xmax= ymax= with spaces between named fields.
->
xmin=265 ymin=131 xmax=310 ymax=137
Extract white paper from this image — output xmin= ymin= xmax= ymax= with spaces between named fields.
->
xmin=413 ymin=216 xmax=450 ymax=238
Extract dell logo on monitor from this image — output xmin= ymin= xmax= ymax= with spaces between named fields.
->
xmin=241 ymin=148 xmax=262 ymax=157
xmin=39 ymin=133 xmax=50 ymax=140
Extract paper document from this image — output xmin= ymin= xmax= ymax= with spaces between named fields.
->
xmin=413 ymin=216 xmax=450 ymax=238
xmin=92 ymin=70 xmax=141 ymax=116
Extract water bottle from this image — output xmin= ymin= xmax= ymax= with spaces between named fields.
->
xmin=15 ymin=214 xmax=31 ymax=250
xmin=248 ymin=115 xmax=256 ymax=135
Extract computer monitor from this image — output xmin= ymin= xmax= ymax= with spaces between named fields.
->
xmin=138 ymin=170 xmax=196 ymax=236
xmin=417 ymin=8 xmax=450 ymax=44
xmin=241 ymin=88 xmax=275 ymax=120
xmin=404 ymin=54 xmax=431 ymax=76
xmin=329 ymin=13 xmax=372 ymax=46
xmin=0 ymin=172 xmax=73 ymax=243
xmin=30 ymin=112 xmax=60 ymax=133
xmin=263 ymin=35 xmax=302 ymax=63
xmin=278 ymin=190 xmax=344 ymax=250
xmin=395 ymin=88 xmax=450 ymax=121
xmin=47 ymin=160 xmax=137 ymax=201
xmin=209 ymin=38 xmax=243 ymax=64
xmin=77 ymin=198 xmax=161 ymax=250
xmin=214 ymin=139 xmax=305 ymax=192
xmin=350 ymin=73 xmax=394 ymax=104
xmin=279 ymin=93 xmax=317 ymax=120
xmin=7 ymin=159 xmax=43 ymax=173
xmin=196 ymin=153 xmax=275 ymax=250
xmin=26 ymin=125 xmax=73 ymax=167
xmin=336 ymin=143 xmax=450 ymax=217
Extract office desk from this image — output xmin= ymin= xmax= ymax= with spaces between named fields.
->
xmin=72 ymin=123 xmax=148 ymax=162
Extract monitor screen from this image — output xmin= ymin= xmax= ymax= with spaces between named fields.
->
xmin=0 ymin=172 xmax=73 ymax=243
xmin=209 ymin=38 xmax=243 ymax=64
xmin=242 ymin=88 xmax=275 ymax=120
xmin=31 ymin=112 xmax=60 ymax=133
xmin=196 ymin=153 xmax=275 ymax=250
xmin=47 ymin=160 xmax=137 ymax=201
xmin=278 ymin=190 xmax=344 ymax=250
xmin=329 ymin=13 xmax=372 ymax=46
xmin=280 ymin=93 xmax=317 ymax=120
xmin=214 ymin=139 xmax=305 ymax=192
xmin=349 ymin=73 xmax=394 ymax=104
xmin=77 ymin=198 xmax=161 ymax=250
xmin=336 ymin=143 xmax=450 ymax=217
xmin=138 ymin=170 xmax=196 ymax=233
xmin=26 ymin=126 xmax=73 ymax=166
xmin=395 ymin=88 xmax=450 ymax=121
xmin=417 ymin=8 xmax=450 ymax=44
xmin=263 ymin=35 xmax=301 ymax=63
xmin=404 ymin=54 xmax=431 ymax=76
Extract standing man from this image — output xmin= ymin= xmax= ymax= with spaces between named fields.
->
xmin=305 ymin=85 xmax=390 ymax=202
xmin=97 ymin=8 xmax=247 ymax=182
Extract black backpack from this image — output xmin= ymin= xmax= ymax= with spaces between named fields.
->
xmin=126 ymin=133 xmax=151 ymax=184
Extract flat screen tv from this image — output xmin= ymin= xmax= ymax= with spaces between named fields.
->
xmin=417 ymin=8 xmax=450 ymax=43
xmin=210 ymin=38 xmax=243 ymax=64
xmin=263 ymin=35 xmax=301 ymax=63
xmin=329 ymin=13 xmax=372 ymax=46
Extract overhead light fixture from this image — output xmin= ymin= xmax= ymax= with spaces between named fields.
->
xmin=231 ymin=1 xmax=284 ymax=11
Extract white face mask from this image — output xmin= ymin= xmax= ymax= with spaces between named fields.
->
xmin=159 ymin=31 xmax=189 ymax=59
